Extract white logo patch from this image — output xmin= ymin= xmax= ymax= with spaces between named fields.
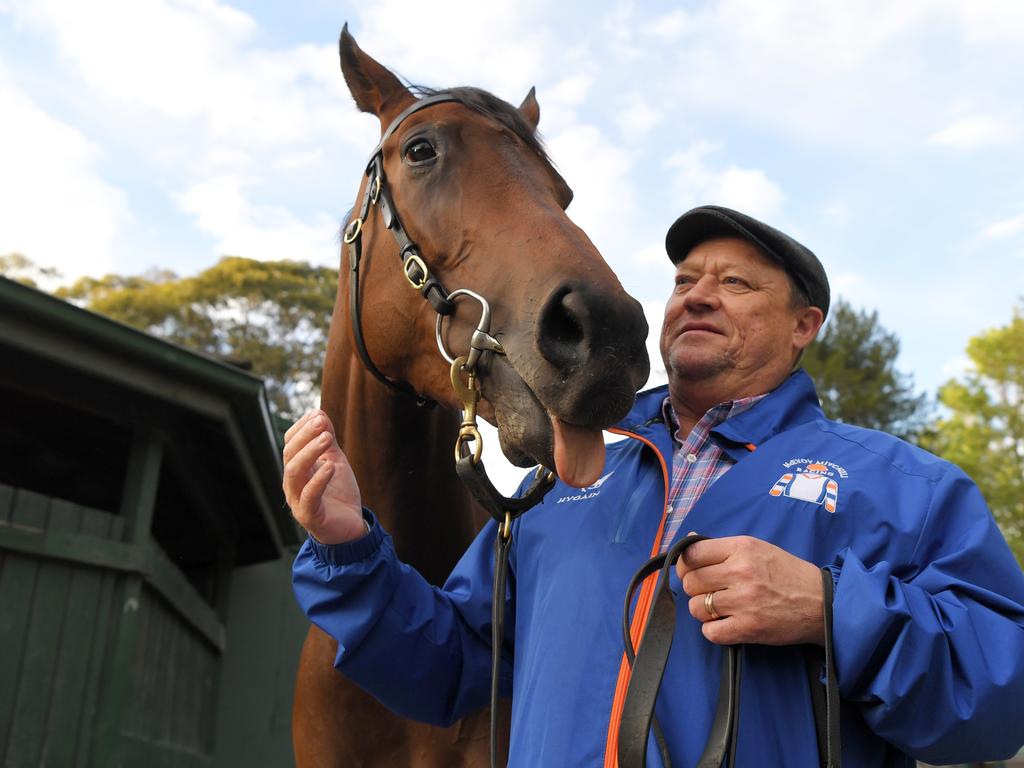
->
xmin=769 ymin=460 xmax=844 ymax=513
xmin=555 ymin=471 xmax=615 ymax=503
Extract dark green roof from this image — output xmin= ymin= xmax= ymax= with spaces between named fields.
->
xmin=0 ymin=275 xmax=299 ymax=557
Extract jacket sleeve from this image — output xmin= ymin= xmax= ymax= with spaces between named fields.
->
xmin=291 ymin=508 xmax=513 ymax=727
xmin=829 ymin=467 xmax=1024 ymax=763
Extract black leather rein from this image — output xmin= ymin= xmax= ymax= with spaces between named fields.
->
xmin=618 ymin=534 xmax=841 ymax=768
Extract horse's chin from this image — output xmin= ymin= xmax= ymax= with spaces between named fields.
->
xmin=477 ymin=354 xmax=628 ymax=489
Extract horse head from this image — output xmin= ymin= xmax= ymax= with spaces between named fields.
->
xmin=337 ymin=26 xmax=650 ymax=488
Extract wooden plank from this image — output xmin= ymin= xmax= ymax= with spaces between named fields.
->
xmin=10 ymin=486 xmax=49 ymax=529
xmin=146 ymin=542 xmax=226 ymax=652
xmin=0 ymin=550 xmax=36 ymax=762
xmin=212 ymin=557 xmax=307 ymax=766
xmin=119 ymin=430 xmax=163 ymax=545
xmin=0 ymin=523 xmax=145 ymax=574
xmin=74 ymin=507 xmax=121 ymax=768
xmin=88 ymin=576 xmax=145 ymax=767
xmin=0 ymin=490 xmax=46 ymax=763
xmin=0 ymin=484 xmax=13 ymax=524
xmin=6 ymin=495 xmax=71 ymax=766
xmin=118 ymin=733 xmax=213 ymax=768
xmin=42 ymin=500 xmax=105 ymax=766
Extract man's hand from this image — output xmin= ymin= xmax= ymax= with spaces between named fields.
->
xmin=283 ymin=410 xmax=366 ymax=545
xmin=676 ymin=535 xmax=824 ymax=646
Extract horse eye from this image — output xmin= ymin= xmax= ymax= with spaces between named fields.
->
xmin=404 ymin=139 xmax=437 ymax=164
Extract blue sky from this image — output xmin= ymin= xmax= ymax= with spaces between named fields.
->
xmin=2 ymin=0 xmax=1022 ymax=408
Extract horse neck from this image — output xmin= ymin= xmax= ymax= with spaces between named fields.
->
xmin=319 ymin=282 xmax=486 ymax=586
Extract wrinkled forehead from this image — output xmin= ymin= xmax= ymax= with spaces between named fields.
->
xmin=675 ymin=236 xmax=784 ymax=274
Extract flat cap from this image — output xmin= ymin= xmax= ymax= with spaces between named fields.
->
xmin=665 ymin=205 xmax=830 ymax=318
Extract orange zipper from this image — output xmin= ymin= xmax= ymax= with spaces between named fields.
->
xmin=602 ymin=426 xmax=672 ymax=768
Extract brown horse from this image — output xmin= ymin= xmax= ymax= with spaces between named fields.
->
xmin=292 ymin=26 xmax=650 ymax=767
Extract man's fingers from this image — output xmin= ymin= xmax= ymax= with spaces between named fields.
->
xmin=283 ymin=412 xmax=336 ymax=464
xmin=283 ymin=430 xmax=333 ymax=505
xmin=296 ymin=461 xmax=335 ymax=524
xmin=688 ymin=588 xmax=734 ymax=623
xmin=284 ymin=409 xmax=319 ymax=444
xmin=679 ymin=560 xmax=731 ymax=596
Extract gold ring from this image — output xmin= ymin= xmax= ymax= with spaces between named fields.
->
xmin=705 ymin=591 xmax=721 ymax=620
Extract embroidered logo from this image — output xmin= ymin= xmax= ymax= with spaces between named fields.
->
xmin=769 ymin=460 xmax=846 ymax=513
xmin=555 ymin=471 xmax=615 ymax=503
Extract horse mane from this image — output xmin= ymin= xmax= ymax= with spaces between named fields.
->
xmin=409 ymin=84 xmax=550 ymax=164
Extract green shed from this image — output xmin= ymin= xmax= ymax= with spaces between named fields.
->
xmin=0 ymin=276 xmax=308 ymax=767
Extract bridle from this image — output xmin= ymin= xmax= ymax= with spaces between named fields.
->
xmin=342 ymin=92 xmax=555 ymax=768
xmin=341 ymin=90 xmax=555 ymax=510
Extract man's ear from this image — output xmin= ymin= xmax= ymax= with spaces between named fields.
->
xmin=793 ymin=306 xmax=825 ymax=353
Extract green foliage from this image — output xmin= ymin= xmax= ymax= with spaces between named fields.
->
xmin=56 ymin=257 xmax=339 ymax=419
xmin=1 ymin=253 xmax=62 ymax=289
xmin=923 ymin=303 xmax=1024 ymax=565
xmin=802 ymin=299 xmax=929 ymax=440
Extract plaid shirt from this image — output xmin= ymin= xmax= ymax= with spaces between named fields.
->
xmin=659 ymin=394 xmax=765 ymax=552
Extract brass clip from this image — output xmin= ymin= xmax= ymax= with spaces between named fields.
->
xmin=451 ymin=356 xmax=483 ymax=463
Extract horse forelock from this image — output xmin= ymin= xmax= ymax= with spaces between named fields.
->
xmin=408 ymin=84 xmax=550 ymax=165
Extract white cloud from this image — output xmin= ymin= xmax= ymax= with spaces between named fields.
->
xmin=177 ymin=177 xmax=339 ymax=265
xmin=667 ymin=140 xmax=784 ymax=219
xmin=0 ymin=63 xmax=127 ymax=278
xmin=640 ymin=299 xmax=669 ymax=390
xmin=615 ymin=92 xmax=664 ymax=141
xmin=634 ymin=242 xmax=668 ymax=266
xmin=979 ymin=212 xmax=1024 ymax=240
xmin=546 ymin=122 xmax=638 ymax=272
xmin=927 ymin=114 xmax=1015 ymax=148
xmin=351 ymin=0 xmax=551 ymax=101
xmin=647 ymin=0 xmax=1024 ymax=147
xmin=642 ymin=10 xmax=689 ymax=41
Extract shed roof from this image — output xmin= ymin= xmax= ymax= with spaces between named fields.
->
xmin=0 ymin=276 xmax=300 ymax=561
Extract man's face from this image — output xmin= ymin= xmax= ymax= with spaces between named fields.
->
xmin=659 ymin=237 xmax=822 ymax=399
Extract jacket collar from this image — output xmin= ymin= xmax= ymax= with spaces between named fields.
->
xmin=616 ymin=370 xmax=824 ymax=462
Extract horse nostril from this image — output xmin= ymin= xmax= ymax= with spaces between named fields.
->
xmin=537 ymin=286 xmax=588 ymax=371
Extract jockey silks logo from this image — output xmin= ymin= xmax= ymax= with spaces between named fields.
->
xmin=555 ymin=471 xmax=615 ymax=503
xmin=769 ymin=459 xmax=847 ymax=513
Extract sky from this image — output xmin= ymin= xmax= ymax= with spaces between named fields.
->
xmin=2 ymin=1 xmax=1023 ymax=488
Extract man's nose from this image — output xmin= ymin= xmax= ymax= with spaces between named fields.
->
xmin=682 ymin=274 xmax=720 ymax=309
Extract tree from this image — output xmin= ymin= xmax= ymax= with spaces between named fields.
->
xmin=56 ymin=257 xmax=339 ymax=419
xmin=1 ymin=252 xmax=62 ymax=289
xmin=802 ymin=299 xmax=929 ymax=440
xmin=923 ymin=303 xmax=1024 ymax=565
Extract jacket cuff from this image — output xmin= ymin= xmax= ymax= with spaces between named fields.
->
xmin=307 ymin=507 xmax=383 ymax=566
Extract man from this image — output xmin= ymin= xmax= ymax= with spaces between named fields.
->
xmin=288 ymin=205 xmax=1024 ymax=766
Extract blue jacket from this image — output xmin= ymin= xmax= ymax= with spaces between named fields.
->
xmin=293 ymin=371 xmax=1024 ymax=767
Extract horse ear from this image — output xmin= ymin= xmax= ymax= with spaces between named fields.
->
xmin=339 ymin=23 xmax=413 ymax=120
xmin=519 ymin=86 xmax=540 ymax=129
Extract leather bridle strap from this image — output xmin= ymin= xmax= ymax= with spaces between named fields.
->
xmin=460 ymin=460 xmax=556 ymax=768
xmin=618 ymin=536 xmax=842 ymax=768
xmin=344 ymin=94 xmax=463 ymax=404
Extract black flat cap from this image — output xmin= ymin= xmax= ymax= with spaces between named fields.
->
xmin=665 ymin=205 xmax=830 ymax=318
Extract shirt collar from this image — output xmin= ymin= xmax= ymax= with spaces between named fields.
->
xmin=662 ymin=393 xmax=767 ymax=447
